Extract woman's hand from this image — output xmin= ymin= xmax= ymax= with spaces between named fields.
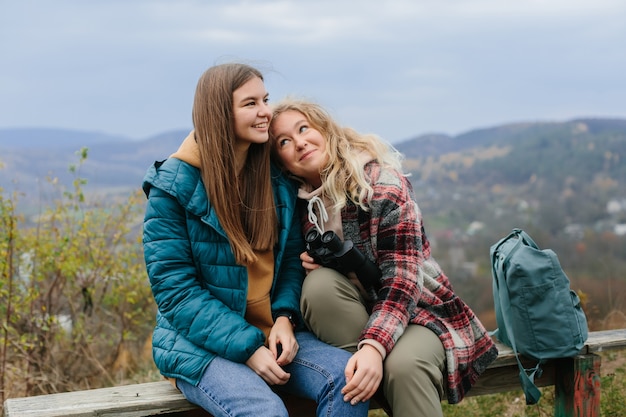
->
xmin=268 ymin=317 xmax=299 ymax=366
xmin=246 ymin=345 xmax=291 ymax=385
xmin=300 ymin=251 xmax=321 ymax=273
xmin=341 ymin=344 xmax=384 ymax=404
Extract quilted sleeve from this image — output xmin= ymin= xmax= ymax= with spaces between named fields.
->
xmin=143 ymin=186 xmax=265 ymax=363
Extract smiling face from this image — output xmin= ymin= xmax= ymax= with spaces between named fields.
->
xmin=232 ymin=76 xmax=271 ymax=147
xmin=270 ymin=110 xmax=327 ymax=188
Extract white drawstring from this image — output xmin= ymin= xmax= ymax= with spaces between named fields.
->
xmin=307 ymin=195 xmax=328 ymax=234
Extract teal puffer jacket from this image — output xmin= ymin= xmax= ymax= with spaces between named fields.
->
xmin=142 ymin=158 xmax=305 ymax=386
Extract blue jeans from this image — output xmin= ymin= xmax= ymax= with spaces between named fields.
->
xmin=176 ymin=331 xmax=369 ymax=417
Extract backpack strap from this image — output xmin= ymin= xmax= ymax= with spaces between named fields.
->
xmin=492 ymin=232 xmax=543 ymax=405
xmin=489 ymin=230 xmax=523 ymax=340
xmin=515 ymin=228 xmax=540 ymax=250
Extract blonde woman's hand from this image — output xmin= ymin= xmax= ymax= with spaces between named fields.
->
xmin=341 ymin=344 xmax=383 ymax=405
xmin=246 ymin=346 xmax=291 ymax=385
xmin=300 ymin=251 xmax=321 ymax=273
xmin=268 ymin=317 xmax=298 ymax=366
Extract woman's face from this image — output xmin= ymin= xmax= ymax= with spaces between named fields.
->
xmin=271 ymin=110 xmax=327 ymax=188
xmin=232 ymin=76 xmax=271 ymax=146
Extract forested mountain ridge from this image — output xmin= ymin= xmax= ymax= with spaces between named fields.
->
xmin=397 ymin=118 xmax=626 ymax=186
xmin=0 ymin=128 xmax=188 ymax=199
xmin=395 ymin=118 xmax=626 ymax=232
xmin=2 ymin=118 xmax=625 ymax=236
xmin=2 ymin=118 xmax=625 ymax=198
xmin=2 ymin=118 xmax=625 ymax=327
xmin=393 ymin=118 xmax=626 ymax=329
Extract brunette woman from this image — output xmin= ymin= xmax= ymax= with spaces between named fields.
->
xmin=142 ymin=65 xmax=369 ymax=417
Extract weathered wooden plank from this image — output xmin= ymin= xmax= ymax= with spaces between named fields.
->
xmin=467 ymin=359 xmax=556 ymax=397
xmin=1 ymin=381 xmax=326 ymax=417
xmin=582 ymin=329 xmax=626 ymax=353
xmin=469 ymin=329 xmax=626 ymax=398
xmin=3 ymin=381 xmax=200 ymax=417
xmin=488 ymin=329 xmax=626 ymax=367
xmin=4 ymin=330 xmax=626 ymax=417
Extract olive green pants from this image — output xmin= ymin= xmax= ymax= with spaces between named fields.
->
xmin=300 ymin=267 xmax=446 ymax=417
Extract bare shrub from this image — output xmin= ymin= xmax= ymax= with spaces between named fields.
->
xmin=1 ymin=149 xmax=156 ymax=407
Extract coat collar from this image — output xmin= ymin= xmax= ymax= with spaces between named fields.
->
xmin=143 ymin=157 xmax=298 ymax=239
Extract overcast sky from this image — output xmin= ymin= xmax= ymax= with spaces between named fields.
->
xmin=1 ymin=0 xmax=625 ymax=144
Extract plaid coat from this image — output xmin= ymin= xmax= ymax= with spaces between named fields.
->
xmin=300 ymin=161 xmax=498 ymax=403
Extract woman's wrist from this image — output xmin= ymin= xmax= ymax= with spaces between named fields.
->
xmin=358 ymin=339 xmax=387 ymax=360
xmin=274 ymin=310 xmax=296 ymax=328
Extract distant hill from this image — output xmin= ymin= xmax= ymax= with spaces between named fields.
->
xmin=1 ymin=118 xmax=625 ymax=227
xmin=0 ymin=128 xmax=133 ymax=149
xmin=0 ymin=128 xmax=190 ymax=198
xmin=395 ymin=118 xmax=626 ymax=159
xmin=394 ymin=117 xmax=626 ymax=227
xmin=2 ymin=119 xmax=625 ymax=326
xmin=396 ymin=118 xmax=626 ymax=191
xmin=392 ymin=117 xmax=626 ymax=327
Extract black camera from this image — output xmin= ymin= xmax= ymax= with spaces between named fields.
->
xmin=305 ymin=229 xmax=382 ymax=303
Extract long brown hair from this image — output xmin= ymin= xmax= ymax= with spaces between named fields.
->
xmin=193 ymin=63 xmax=277 ymax=265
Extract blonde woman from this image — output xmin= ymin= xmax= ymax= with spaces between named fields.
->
xmin=270 ymin=98 xmax=498 ymax=417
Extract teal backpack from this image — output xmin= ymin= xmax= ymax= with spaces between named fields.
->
xmin=490 ymin=228 xmax=589 ymax=404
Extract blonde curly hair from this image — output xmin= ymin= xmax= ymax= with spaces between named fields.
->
xmin=270 ymin=98 xmax=404 ymax=211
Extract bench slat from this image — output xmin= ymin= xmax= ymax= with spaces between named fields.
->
xmin=487 ymin=329 xmax=626 ymax=367
xmin=3 ymin=381 xmax=198 ymax=417
xmin=4 ymin=329 xmax=626 ymax=417
xmin=467 ymin=357 xmax=557 ymax=397
xmin=468 ymin=329 xmax=626 ymax=397
xmin=582 ymin=328 xmax=626 ymax=353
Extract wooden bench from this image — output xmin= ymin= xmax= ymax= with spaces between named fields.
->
xmin=4 ymin=329 xmax=626 ymax=417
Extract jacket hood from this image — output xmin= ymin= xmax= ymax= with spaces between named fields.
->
xmin=296 ymin=151 xmax=375 ymax=238
xmin=169 ymin=130 xmax=201 ymax=168
xmin=143 ymin=153 xmax=299 ymax=241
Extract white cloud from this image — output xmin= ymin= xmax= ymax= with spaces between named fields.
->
xmin=0 ymin=0 xmax=625 ymax=141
